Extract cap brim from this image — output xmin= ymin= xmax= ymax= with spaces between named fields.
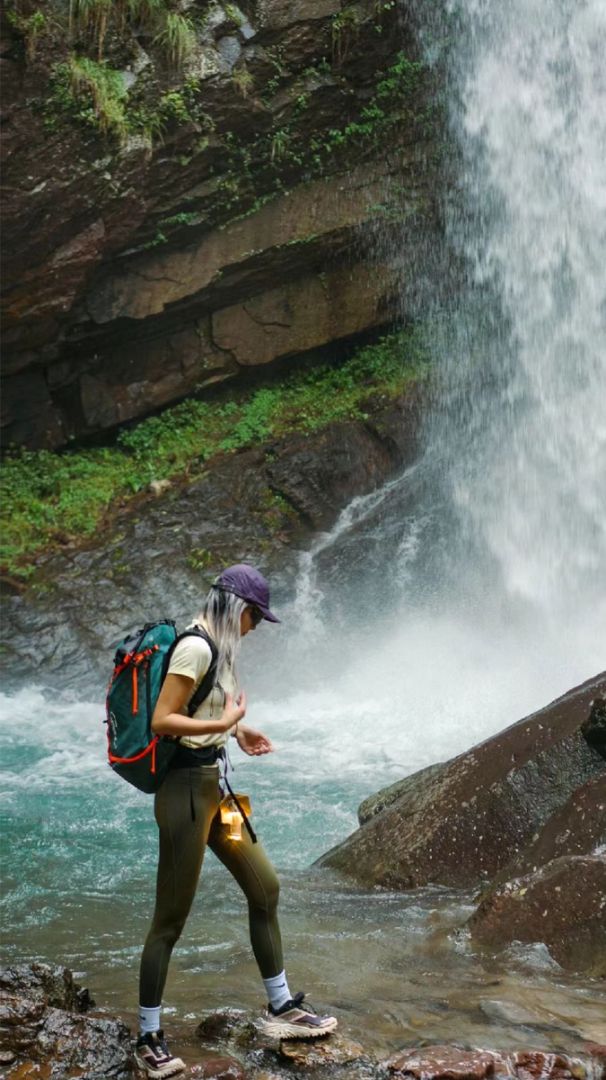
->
xmin=262 ymin=609 xmax=281 ymax=623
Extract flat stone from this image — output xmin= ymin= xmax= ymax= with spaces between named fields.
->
xmin=278 ymin=1033 xmax=364 ymax=1067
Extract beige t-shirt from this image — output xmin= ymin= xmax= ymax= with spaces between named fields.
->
xmin=167 ymin=628 xmax=237 ymax=749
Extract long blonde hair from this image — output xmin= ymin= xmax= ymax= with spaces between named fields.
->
xmin=194 ymin=586 xmax=247 ymax=680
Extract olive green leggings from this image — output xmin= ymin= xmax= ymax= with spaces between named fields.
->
xmin=139 ymin=765 xmax=283 ymax=1007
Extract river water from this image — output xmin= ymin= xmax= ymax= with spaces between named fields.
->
xmin=2 ymin=0 xmax=606 ymax=1061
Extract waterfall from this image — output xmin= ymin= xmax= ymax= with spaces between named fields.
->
xmin=282 ymin=0 xmax=606 ymax=718
xmin=437 ymin=0 xmax=606 ymax=622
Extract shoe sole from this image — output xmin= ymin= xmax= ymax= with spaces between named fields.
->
xmin=257 ymin=1016 xmax=338 ymax=1039
xmin=134 ymin=1051 xmax=186 ymax=1078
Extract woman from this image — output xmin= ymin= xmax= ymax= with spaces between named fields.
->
xmin=135 ymin=564 xmax=337 ymax=1079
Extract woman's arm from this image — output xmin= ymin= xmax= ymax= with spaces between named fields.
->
xmin=151 ymin=673 xmax=246 ymax=737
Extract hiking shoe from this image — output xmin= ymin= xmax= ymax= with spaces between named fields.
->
xmin=258 ymin=992 xmax=338 ymax=1039
xmin=134 ymin=1030 xmax=185 ymax=1078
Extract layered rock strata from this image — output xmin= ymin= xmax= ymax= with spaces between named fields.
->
xmin=1 ymin=0 xmax=437 ymax=447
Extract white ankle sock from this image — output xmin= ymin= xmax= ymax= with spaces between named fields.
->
xmin=263 ymin=971 xmax=292 ymax=1010
xmin=139 ymin=1005 xmax=161 ymax=1034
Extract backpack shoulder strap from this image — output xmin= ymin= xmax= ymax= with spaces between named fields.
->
xmin=174 ymin=626 xmax=219 ymax=718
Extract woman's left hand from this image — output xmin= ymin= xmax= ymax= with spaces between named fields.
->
xmin=236 ymin=724 xmax=274 ymax=756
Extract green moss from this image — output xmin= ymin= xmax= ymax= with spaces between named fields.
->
xmin=0 ymin=331 xmax=429 ymax=580
xmin=48 ymin=55 xmax=128 ymax=136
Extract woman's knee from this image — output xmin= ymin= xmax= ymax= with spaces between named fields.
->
xmin=149 ymin=909 xmax=189 ymax=949
xmin=250 ymin=868 xmax=280 ymax=914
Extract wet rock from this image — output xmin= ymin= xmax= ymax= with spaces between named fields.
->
xmin=0 ymin=965 xmax=131 ymax=1079
xmin=197 ymin=1008 xmax=257 ymax=1048
xmin=386 ymin=1045 xmax=500 ymax=1079
xmin=501 ymin=772 xmax=606 ymax=878
xmin=385 ymin=1046 xmax=595 ymax=1080
xmin=582 ymin=1045 xmax=606 ymax=1079
xmin=358 ymin=761 xmax=445 ymax=824
xmin=189 ymin=1053 xmax=247 ymax=1079
xmin=582 ymin=697 xmax=606 ymax=759
xmin=318 ymin=673 xmax=606 ymax=891
xmin=510 ymin=1050 xmax=586 ymax=1080
xmin=266 ymin=413 xmax=417 ymax=530
xmin=0 ymin=963 xmax=93 ymax=1014
xmin=277 ymin=1033 xmax=365 ymax=1068
xmin=469 ymin=854 xmax=606 ymax=976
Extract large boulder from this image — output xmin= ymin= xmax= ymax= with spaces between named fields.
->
xmin=469 ymin=854 xmax=606 ymax=977
xmin=317 ymin=673 xmax=606 ymax=890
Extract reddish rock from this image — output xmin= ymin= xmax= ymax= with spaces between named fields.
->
xmin=470 ymin=854 xmax=606 ymax=976
xmin=277 ymin=1033 xmax=364 ymax=1067
xmin=386 ymin=1047 xmax=595 ymax=1080
xmin=511 ymin=1050 xmax=584 ymax=1080
xmin=386 ymin=1045 xmax=501 ymax=1079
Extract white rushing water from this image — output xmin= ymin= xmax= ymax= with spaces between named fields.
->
xmin=441 ymin=0 xmax=606 ymax=617
xmin=261 ymin=0 xmax=606 ymax=759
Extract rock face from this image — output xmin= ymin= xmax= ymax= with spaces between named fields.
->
xmin=0 ymin=963 xmax=132 ymax=1079
xmin=317 ymin=673 xmax=606 ymax=973
xmin=0 ymin=384 xmax=421 ymax=685
xmin=1 ymin=0 xmax=437 ymax=448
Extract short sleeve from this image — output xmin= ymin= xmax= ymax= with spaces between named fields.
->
xmin=167 ymin=635 xmax=212 ymax=685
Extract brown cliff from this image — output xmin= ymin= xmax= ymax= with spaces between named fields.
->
xmin=1 ymin=0 xmax=439 ymax=448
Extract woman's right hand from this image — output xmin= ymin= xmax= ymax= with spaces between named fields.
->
xmin=221 ymin=691 xmax=247 ymax=732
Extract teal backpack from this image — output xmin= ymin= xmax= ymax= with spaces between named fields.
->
xmin=105 ymin=620 xmax=218 ymax=793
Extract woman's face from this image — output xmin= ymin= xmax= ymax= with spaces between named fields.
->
xmin=240 ymin=605 xmax=263 ymax=636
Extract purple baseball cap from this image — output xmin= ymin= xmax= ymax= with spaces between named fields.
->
xmin=215 ymin=564 xmax=280 ymax=623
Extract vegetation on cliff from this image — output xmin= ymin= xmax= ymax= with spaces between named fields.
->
xmin=0 ymin=331 xmax=428 ymax=581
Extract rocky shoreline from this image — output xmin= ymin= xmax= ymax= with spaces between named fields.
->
xmin=2 ymin=678 xmax=605 ymax=1079
xmin=1 ymin=963 xmax=604 ymax=1080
